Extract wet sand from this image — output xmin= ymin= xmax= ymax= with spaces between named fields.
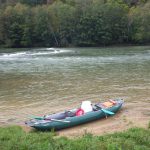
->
xmin=19 ymin=101 xmax=150 ymax=138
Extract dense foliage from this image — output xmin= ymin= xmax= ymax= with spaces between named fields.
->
xmin=0 ymin=0 xmax=149 ymax=47
xmin=0 ymin=126 xmax=150 ymax=150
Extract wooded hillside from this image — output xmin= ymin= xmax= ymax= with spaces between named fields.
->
xmin=0 ymin=0 xmax=149 ymax=47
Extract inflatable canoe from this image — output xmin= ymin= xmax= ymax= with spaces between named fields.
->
xmin=25 ymin=99 xmax=124 ymax=131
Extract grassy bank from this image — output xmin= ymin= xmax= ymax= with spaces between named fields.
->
xmin=0 ymin=126 xmax=150 ymax=150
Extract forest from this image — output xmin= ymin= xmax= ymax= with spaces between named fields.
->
xmin=0 ymin=0 xmax=149 ymax=47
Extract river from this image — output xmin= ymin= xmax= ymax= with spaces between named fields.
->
xmin=0 ymin=46 xmax=150 ymax=125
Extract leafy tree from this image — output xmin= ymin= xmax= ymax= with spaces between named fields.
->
xmin=0 ymin=9 xmax=3 ymax=45
xmin=1 ymin=3 xmax=33 ymax=47
xmin=130 ymin=2 xmax=150 ymax=43
xmin=32 ymin=6 xmax=54 ymax=46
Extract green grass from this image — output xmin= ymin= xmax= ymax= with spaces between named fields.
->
xmin=0 ymin=126 xmax=150 ymax=150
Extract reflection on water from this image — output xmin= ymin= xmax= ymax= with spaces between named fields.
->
xmin=0 ymin=46 xmax=150 ymax=125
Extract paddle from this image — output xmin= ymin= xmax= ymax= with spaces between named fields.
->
xmin=101 ymin=109 xmax=115 ymax=115
xmin=29 ymin=115 xmax=44 ymax=120
xmin=29 ymin=115 xmax=70 ymax=123
xmin=95 ymin=104 xmax=115 ymax=115
xmin=46 ymin=118 xmax=70 ymax=123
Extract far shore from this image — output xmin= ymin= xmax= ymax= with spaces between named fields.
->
xmin=0 ymin=44 xmax=150 ymax=49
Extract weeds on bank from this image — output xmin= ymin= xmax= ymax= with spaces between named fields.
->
xmin=0 ymin=126 xmax=150 ymax=150
xmin=148 ymin=121 xmax=150 ymax=129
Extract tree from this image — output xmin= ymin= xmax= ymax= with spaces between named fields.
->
xmin=32 ymin=6 xmax=54 ymax=46
xmin=130 ymin=2 xmax=150 ymax=43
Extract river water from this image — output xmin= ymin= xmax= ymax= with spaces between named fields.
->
xmin=0 ymin=46 xmax=150 ymax=125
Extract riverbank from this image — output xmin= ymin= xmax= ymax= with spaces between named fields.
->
xmin=0 ymin=44 xmax=150 ymax=49
xmin=0 ymin=126 xmax=150 ymax=150
xmin=1 ymin=101 xmax=150 ymax=138
xmin=55 ymin=101 xmax=150 ymax=137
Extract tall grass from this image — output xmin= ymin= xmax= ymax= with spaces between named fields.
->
xmin=0 ymin=126 xmax=150 ymax=150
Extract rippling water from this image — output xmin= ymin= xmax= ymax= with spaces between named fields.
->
xmin=0 ymin=46 xmax=150 ymax=125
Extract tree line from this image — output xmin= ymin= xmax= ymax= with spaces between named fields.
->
xmin=0 ymin=0 xmax=149 ymax=47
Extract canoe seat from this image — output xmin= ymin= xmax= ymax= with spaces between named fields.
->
xmin=94 ymin=100 xmax=116 ymax=109
xmin=102 ymin=100 xmax=116 ymax=107
xmin=102 ymin=102 xmax=114 ymax=107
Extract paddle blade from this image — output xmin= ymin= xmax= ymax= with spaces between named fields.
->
xmin=29 ymin=115 xmax=44 ymax=120
xmin=101 ymin=109 xmax=115 ymax=115
xmin=50 ymin=118 xmax=70 ymax=123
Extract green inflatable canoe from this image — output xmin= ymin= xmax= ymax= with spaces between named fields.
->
xmin=25 ymin=99 xmax=124 ymax=131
